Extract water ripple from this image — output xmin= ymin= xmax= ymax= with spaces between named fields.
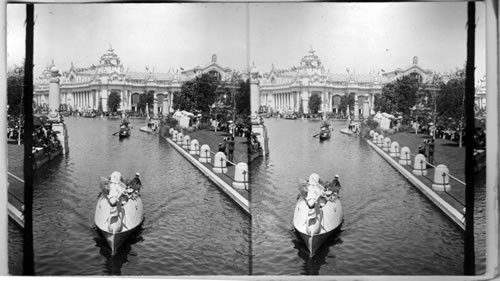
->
xmin=26 ymin=117 xmax=250 ymax=275
xmin=251 ymin=119 xmax=475 ymax=275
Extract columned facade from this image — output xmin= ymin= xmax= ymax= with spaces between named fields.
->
xmin=258 ymin=49 xmax=383 ymax=118
xmin=34 ymin=49 xmax=238 ymax=115
xmin=34 ymin=48 xmax=182 ymax=114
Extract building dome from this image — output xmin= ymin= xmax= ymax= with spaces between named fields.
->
xmin=99 ymin=46 xmax=121 ymax=66
xmin=300 ymin=48 xmax=322 ymax=68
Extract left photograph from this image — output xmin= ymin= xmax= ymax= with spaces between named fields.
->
xmin=6 ymin=3 xmax=251 ymax=275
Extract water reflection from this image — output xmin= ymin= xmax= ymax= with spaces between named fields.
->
xmin=93 ymin=225 xmax=144 ymax=275
xmin=292 ymin=228 xmax=343 ymax=275
xmin=25 ymin=117 xmax=249 ymax=275
xmin=251 ymin=119 xmax=466 ymax=275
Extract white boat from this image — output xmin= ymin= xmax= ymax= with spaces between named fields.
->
xmin=139 ymin=120 xmax=159 ymax=133
xmin=94 ymin=172 xmax=144 ymax=255
xmin=293 ymin=174 xmax=343 ymax=257
xmin=340 ymin=128 xmax=357 ymax=135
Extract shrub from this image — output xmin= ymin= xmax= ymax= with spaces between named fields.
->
xmin=197 ymin=122 xmax=213 ymax=130
xmin=365 ymin=119 xmax=379 ymax=130
xmin=164 ymin=116 xmax=179 ymax=128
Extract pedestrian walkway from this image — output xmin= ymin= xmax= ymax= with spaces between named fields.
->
xmin=188 ymin=129 xmax=249 ymax=195
xmin=366 ymin=130 xmax=474 ymax=230
xmin=162 ymin=127 xmax=250 ymax=215
xmin=389 ymin=131 xmax=485 ymax=214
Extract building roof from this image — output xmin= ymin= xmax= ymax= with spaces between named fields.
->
xmin=260 ymin=49 xmax=387 ymax=86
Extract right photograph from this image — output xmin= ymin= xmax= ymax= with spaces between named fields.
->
xmin=248 ymin=2 xmax=487 ymax=276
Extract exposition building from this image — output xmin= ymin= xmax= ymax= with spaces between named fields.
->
xmin=258 ymin=49 xmax=386 ymax=119
xmin=256 ymin=50 xmax=486 ymax=118
xmin=33 ymin=47 xmax=239 ymax=116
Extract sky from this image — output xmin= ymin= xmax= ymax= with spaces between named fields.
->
xmin=6 ymin=2 xmax=486 ymax=80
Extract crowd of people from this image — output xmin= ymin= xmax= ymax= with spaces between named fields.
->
xmin=211 ymin=119 xmax=251 ymax=138
xmin=414 ymin=119 xmax=486 ymax=151
xmin=7 ymin=117 xmax=23 ymax=141
xmin=33 ymin=122 xmax=62 ymax=153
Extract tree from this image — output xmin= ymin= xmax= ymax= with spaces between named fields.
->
xmin=7 ymin=66 xmax=24 ymax=117
xmin=107 ymin=92 xmax=121 ymax=112
xmin=437 ymin=76 xmax=465 ymax=128
xmin=137 ymin=92 xmax=154 ymax=114
xmin=174 ymin=82 xmax=195 ymax=111
xmin=339 ymin=93 xmax=355 ymax=116
xmin=175 ymin=73 xmax=219 ymax=117
xmin=308 ymin=94 xmax=322 ymax=114
xmin=376 ymin=75 xmax=419 ymax=119
xmin=235 ymin=79 xmax=250 ymax=118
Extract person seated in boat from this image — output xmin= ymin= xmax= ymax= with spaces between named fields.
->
xmin=107 ymin=171 xmax=128 ymax=205
xmin=324 ymin=175 xmax=341 ymax=198
xmin=304 ymin=173 xmax=326 ymax=209
xmin=121 ymin=118 xmax=129 ymax=126
xmin=128 ymin=172 xmax=142 ymax=192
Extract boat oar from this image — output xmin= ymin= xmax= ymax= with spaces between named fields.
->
xmin=312 ymin=132 xmax=321 ymax=138
xmin=112 ymin=131 xmax=119 ymax=136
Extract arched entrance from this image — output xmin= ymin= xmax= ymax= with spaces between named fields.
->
xmin=332 ymin=95 xmax=341 ymax=116
xmin=131 ymin=93 xmax=141 ymax=112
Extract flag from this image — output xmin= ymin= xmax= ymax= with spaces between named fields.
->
xmin=381 ymin=69 xmax=385 ymax=73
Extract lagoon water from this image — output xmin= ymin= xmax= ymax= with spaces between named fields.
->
xmin=7 ymin=116 xmax=486 ymax=276
xmin=250 ymin=118 xmax=485 ymax=275
xmin=9 ymin=116 xmax=250 ymax=275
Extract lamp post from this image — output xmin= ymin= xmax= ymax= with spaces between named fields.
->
xmin=232 ymin=81 xmax=236 ymax=137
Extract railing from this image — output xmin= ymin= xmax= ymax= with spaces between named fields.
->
xmin=406 ymin=151 xmax=465 ymax=208
xmin=206 ymin=150 xmax=248 ymax=191
xmin=170 ymin=133 xmax=249 ymax=192
xmin=7 ymin=172 xmax=25 ymax=228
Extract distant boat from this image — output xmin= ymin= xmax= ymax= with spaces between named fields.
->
xmin=340 ymin=128 xmax=358 ymax=136
xmin=94 ymin=172 xmax=144 ymax=255
xmin=118 ymin=124 xmax=131 ymax=138
xmin=293 ymin=174 xmax=343 ymax=257
xmin=139 ymin=120 xmax=159 ymax=134
xmin=318 ymin=123 xmax=332 ymax=141
xmin=318 ymin=128 xmax=331 ymax=141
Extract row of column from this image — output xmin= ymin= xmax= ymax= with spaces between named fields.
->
xmin=268 ymin=91 xmax=376 ymax=117
xmin=73 ymin=90 xmax=95 ymax=111
xmin=273 ymin=92 xmax=298 ymax=112
xmin=67 ymin=90 xmax=176 ymax=113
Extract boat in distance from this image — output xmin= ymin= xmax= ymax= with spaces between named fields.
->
xmin=139 ymin=119 xmax=159 ymax=134
xmin=118 ymin=123 xmax=131 ymax=138
xmin=293 ymin=173 xmax=343 ymax=257
xmin=318 ymin=122 xmax=332 ymax=141
xmin=319 ymin=128 xmax=331 ymax=140
xmin=94 ymin=171 xmax=144 ymax=255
